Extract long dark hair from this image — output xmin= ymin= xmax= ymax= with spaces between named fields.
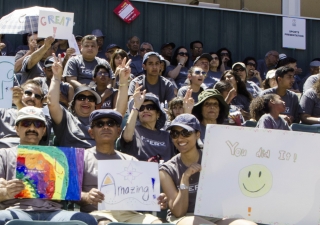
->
xmin=110 ymin=49 xmax=128 ymax=72
xmin=171 ymin=46 xmax=189 ymax=68
xmin=220 ymin=70 xmax=252 ymax=101
xmin=216 ymin=47 xmax=233 ymax=69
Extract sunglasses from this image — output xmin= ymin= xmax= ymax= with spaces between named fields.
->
xmin=92 ymin=119 xmax=118 ymax=128
xmin=20 ymin=120 xmax=45 ymax=128
xmin=220 ymin=53 xmax=229 ymax=56
xmin=247 ymin=62 xmax=256 ymax=67
xmin=139 ymin=104 xmax=158 ymax=112
xmin=170 ymin=129 xmax=194 ymax=139
xmin=193 ymin=70 xmax=207 ymax=76
xmin=76 ymin=94 xmax=96 ymax=103
xmin=233 ymin=68 xmax=245 ymax=72
xmin=140 ymin=48 xmax=152 ymax=52
xmin=178 ymin=52 xmax=188 ymax=56
xmin=24 ymin=90 xmax=43 ymax=100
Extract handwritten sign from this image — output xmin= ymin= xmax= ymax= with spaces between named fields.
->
xmin=0 ymin=56 xmax=14 ymax=109
xmin=15 ymin=145 xmax=84 ymax=201
xmin=98 ymin=160 xmax=160 ymax=211
xmin=113 ymin=0 xmax=140 ymax=24
xmin=38 ymin=10 xmax=74 ymax=39
xmin=283 ymin=17 xmax=306 ymax=49
xmin=195 ymin=125 xmax=320 ymax=225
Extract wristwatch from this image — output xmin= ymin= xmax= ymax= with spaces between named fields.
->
xmin=179 ymin=184 xmax=189 ymax=190
xmin=178 ymin=63 xmax=183 ymax=66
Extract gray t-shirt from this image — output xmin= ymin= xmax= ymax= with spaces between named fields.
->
xmin=303 ymin=74 xmax=319 ymax=93
xmin=93 ymin=87 xmax=118 ymax=109
xmin=81 ymin=147 xmax=137 ymax=213
xmin=166 ymin=65 xmax=189 ymax=89
xmin=246 ymin=81 xmax=261 ymax=98
xmin=256 ymin=114 xmax=291 ymax=130
xmin=231 ymin=94 xmax=251 ymax=112
xmin=51 ymin=106 xmax=94 ymax=148
xmin=128 ymin=75 xmax=175 ymax=103
xmin=20 ymin=55 xmax=45 ymax=84
xmin=177 ymin=86 xmax=205 ymax=103
xmin=120 ymin=125 xmax=175 ymax=162
xmin=63 ymin=55 xmax=113 ymax=85
xmin=299 ymin=88 xmax=320 ymax=117
xmin=261 ymin=87 xmax=300 ymax=123
xmin=160 ymin=149 xmax=202 ymax=215
xmin=203 ymin=71 xmax=220 ymax=89
xmin=0 ymin=146 xmax=62 ymax=210
xmin=0 ymin=108 xmax=52 ymax=148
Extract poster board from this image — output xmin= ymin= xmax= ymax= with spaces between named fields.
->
xmin=98 ymin=160 xmax=160 ymax=211
xmin=282 ymin=17 xmax=306 ymax=49
xmin=0 ymin=56 xmax=14 ymax=109
xmin=38 ymin=10 xmax=74 ymax=39
xmin=15 ymin=145 xmax=84 ymax=201
xmin=195 ymin=125 xmax=320 ymax=225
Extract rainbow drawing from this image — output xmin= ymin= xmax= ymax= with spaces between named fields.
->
xmin=15 ymin=145 xmax=84 ymax=200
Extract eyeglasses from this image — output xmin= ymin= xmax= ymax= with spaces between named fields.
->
xmin=20 ymin=120 xmax=45 ymax=128
xmin=220 ymin=52 xmax=229 ymax=57
xmin=92 ymin=119 xmax=118 ymax=128
xmin=193 ymin=47 xmax=203 ymax=51
xmin=139 ymin=104 xmax=158 ymax=112
xmin=203 ymin=102 xmax=219 ymax=108
xmin=212 ymin=57 xmax=219 ymax=60
xmin=96 ymin=71 xmax=110 ymax=77
xmin=247 ymin=62 xmax=256 ymax=67
xmin=193 ymin=70 xmax=207 ymax=76
xmin=76 ymin=94 xmax=96 ymax=103
xmin=178 ymin=52 xmax=188 ymax=56
xmin=233 ymin=68 xmax=245 ymax=72
xmin=140 ymin=48 xmax=152 ymax=52
xmin=170 ymin=129 xmax=194 ymax=139
xmin=24 ymin=90 xmax=43 ymax=100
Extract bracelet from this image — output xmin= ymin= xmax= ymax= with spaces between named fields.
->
xmin=118 ymin=83 xmax=127 ymax=87
xmin=51 ymin=78 xmax=61 ymax=82
xmin=132 ymin=107 xmax=139 ymax=112
xmin=178 ymin=63 xmax=183 ymax=66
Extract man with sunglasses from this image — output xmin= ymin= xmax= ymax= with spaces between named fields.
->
xmin=130 ymin=42 xmax=154 ymax=77
xmin=0 ymin=106 xmax=97 ymax=224
xmin=19 ymin=36 xmax=56 ymax=84
xmin=0 ymin=80 xmax=52 ymax=149
xmin=160 ymin=42 xmax=175 ymax=62
xmin=193 ymin=53 xmax=219 ymax=89
xmin=48 ymin=54 xmax=130 ymax=148
xmin=80 ymin=109 xmax=164 ymax=224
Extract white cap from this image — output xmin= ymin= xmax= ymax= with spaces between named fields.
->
xmin=266 ymin=69 xmax=276 ymax=79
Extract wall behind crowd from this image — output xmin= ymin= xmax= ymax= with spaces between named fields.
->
xmin=1 ymin=0 xmax=320 ymax=72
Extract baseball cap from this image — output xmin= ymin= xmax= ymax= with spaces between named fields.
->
xmin=166 ymin=114 xmax=201 ymax=132
xmin=142 ymin=52 xmax=161 ymax=64
xmin=44 ymin=56 xmax=54 ymax=68
xmin=75 ymin=35 xmax=83 ymax=40
xmin=73 ymin=86 xmax=101 ymax=104
xmin=89 ymin=109 xmax=122 ymax=125
xmin=161 ymin=42 xmax=175 ymax=50
xmin=91 ymin=29 xmax=104 ymax=37
xmin=266 ymin=69 xmax=276 ymax=79
xmin=15 ymin=106 xmax=47 ymax=125
xmin=310 ymin=61 xmax=320 ymax=67
xmin=193 ymin=53 xmax=213 ymax=65
xmin=232 ymin=62 xmax=246 ymax=70
xmin=105 ymin=44 xmax=120 ymax=52
xmin=159 ymin=55 xmax=170 ymax=67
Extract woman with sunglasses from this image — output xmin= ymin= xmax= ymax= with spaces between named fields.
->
xmin=216 ymin=47 xmax=233 ymax=72
xmin=92 ymin=64 xmax=118 ymax=110
xmin=177 ymin=66 xmax=206 ymax=104
xmin=160 ymin=114 xmax=256 ymax=225
xmin=120 ymin=84 xmax=175 ymax=162
xmin=166 ymin=46 xmax=190 ymax=89
xmin=243 ymin=57 xmax=262 ymax=87
xmin=48 ymin=54 xmax=130 ymax=148
xmin=209 ymin=52 xmax=222 ymax=77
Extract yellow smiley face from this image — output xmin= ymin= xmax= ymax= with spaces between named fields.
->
xmin=238 ymin=164 xmax=273 ymax=198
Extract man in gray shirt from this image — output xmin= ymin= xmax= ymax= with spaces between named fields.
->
xmin=260 ymin=66 xmax=300 ymax=124
xmin=63 ymin=35 xmax=113 ymax=88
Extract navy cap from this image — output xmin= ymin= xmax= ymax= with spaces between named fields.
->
xmin=193 ymin=53 xmax=213 ymax=65
xmin=105 ymin=44 xmax=120 ymax=52
xmin=75 ymin=35 xmax=83 ymax=40
xmin=142 ymin=52 xmax=161 ymax=64
xmin=91 ymin=29 xmax=104 ymax=37
xmin=89 ymin=109 xmax=122 ymax=125
xmin=166 ymin=114 xmax=201 ymax=132
xmin=44 ymin=56 xmax=54 ymax=68
xmin=161 ymin=42 xmax=175 ymax=50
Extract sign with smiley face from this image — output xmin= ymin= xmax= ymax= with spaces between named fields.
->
xmin=195 ymin=125 xmax=320 ymax=225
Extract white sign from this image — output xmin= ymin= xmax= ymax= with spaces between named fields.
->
xmin=98 ymin=160 xmax=160 ymax=211
xmin=195 ymin=125 xmax=320 ymax=225
xmin=0 ymin=56 xmax=14 ymax=109
xmin=38 ymin=10 xmax=74 ymax=39
xmin=282 ymin=17 xmax=306 ymax=49
xmin=67 ymin=34 xmax=80 ymax=55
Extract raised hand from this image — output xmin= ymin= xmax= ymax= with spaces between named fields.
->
xmin=183 ymin=89 xmax=194 ymax=114
xmin=133 ymin=83 xmax=146 ymax=109
xmin=51 ymin=53 xmax=63 ymax=79
xmin=44 ymin=36 xmax=55 ymax=48
xmin=118 ymin=57 xmax=132 ymax=85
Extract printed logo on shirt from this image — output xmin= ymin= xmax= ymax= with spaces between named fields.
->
xmin=81 ymin=68 xmax=94 ymax=76
xmin=102 ymin=100 xmax=111 ymax=108
xmin=141 ymin=136 xmax=166 ymax=147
